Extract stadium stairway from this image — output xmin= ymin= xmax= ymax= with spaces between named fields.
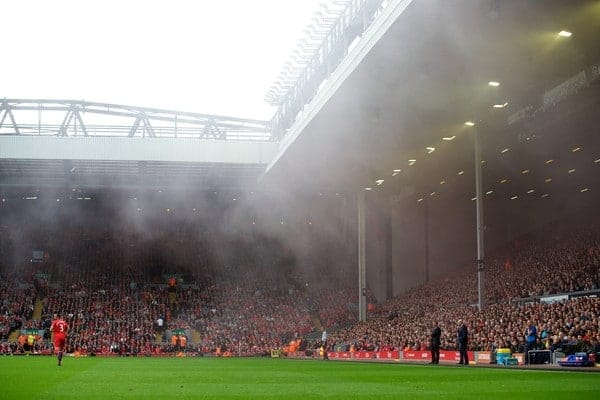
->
xmin=310 ymin=314 xmax=323 ymax=332
xmin=8 ymin=330 xmax=19 ymax=343
xmin=32 ymin=299 xmax=44 ymax=321
xmin=191 ymin=329 xmax=201 ymax=343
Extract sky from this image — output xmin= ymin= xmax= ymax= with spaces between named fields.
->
xmin=2 ymin=0 xmax=323 ymax=121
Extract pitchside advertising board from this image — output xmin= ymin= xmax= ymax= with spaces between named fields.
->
xmin=325 ymin=350 xmax=524 ymax=364
xmin=328 ymin=351 xmax=401 ymax=360
xmin=401 ymin=350 xmax=477 ymax=362
xmin=326 ymin=350 xmax=473 ymax=362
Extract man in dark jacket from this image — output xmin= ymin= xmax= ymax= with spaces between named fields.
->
xmin=430 ymin=323 xmax=442 ymax=364
xmin=457 ymin=319 xmax=469 ymax=365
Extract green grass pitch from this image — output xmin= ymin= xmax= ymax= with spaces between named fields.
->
xmin=1 ymin=356 xmax=598 ymax=399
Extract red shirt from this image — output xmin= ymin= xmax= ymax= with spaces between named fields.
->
xmin=51 ymin=319 xmax=69 ymax=335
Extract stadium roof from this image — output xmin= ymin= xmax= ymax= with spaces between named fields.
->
xmin=262 ymin=0 xmax=600 ymax=206
xmin=1 ymin=0 xmax=599 ymax=205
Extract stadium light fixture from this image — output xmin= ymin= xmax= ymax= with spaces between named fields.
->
xmin=292 ymin=54 xmax=313 ymax=63
xmin=283 ymin=63 xmax=304 ymax=73
xmin=274 ymin=81 xmax=294 ymax=89
xmin=375 ymin=179 xmax=384 ymax=185
xmin=426 ymin=146 xmax=435 ymax=154
xmin=442 ymin=135 xmax=456 ymax=141
xmin=408 ymin=159 xmax=416 ymax=166
xmin=319 ymin=2 xmax=344 ymax=16
xmin=493 ymin=102 xmax=508 ymax=109
xmin=464 ymin=121 xmax=475 ymax=126
xmin=312 ymin=12 xmax=337 ymax=25
xmin=296 ymin=37 xmax=321 ymax=47
xmin=488 ymin=81 xmax=500 ymax=87
xmin=580 ymin=188 xmax=589 ymax=193
xmin=295 ymin=42 xmax=318 ymax=53
xmin=293 ymin=47 xmax=313 ymax=57
xmin=568 ymin=169 xmax=576 ymax=174
xmin=558 ymin=30 xmax=572 ymax=37
xmin=571 ymin=147 xmax=581 ymax=152
xmin=457 ymin=170 xmax=464 ymax=175
xmin=304 ymin=26 xmax=329 ymax=37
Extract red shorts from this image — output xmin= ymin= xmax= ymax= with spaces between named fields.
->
xmin=53 ymin=333 xmax=66 ymax=350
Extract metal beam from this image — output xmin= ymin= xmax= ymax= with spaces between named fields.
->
xmin=0 ymin=136 xmax=278 ymax=164
xmin=0 ymin=99 xmax=271 ymax=139
xmin=58 ymin=109 xmax=75 ymax=136
xmin=73 ymin=109 xmax=88 ymax=136
xmin=0 ymin=100 xmax=21 ymax=134
xmin=357 ymin=190 xmax=367 ymax=322
xmin=474 ymin=127 xmax=485 ymax=311
xmin=128 ymin=113 xmax=155 ymax=138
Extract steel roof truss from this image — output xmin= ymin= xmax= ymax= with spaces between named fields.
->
xmin=0 ymin=100 xmax=21 ymax=134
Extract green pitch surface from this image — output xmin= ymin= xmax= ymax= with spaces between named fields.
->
xmin=1 ymin=356 xmax=599 ymax=399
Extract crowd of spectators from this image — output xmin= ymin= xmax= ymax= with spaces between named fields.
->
xmin=0 ymin=279 xmax=35 ymax=341
xmin=0 ymin=203 xmax=348 ymax=356
xmin=321 ymin=223 xmax=600 ymax=361
xmin=1 ymin=200 xmax=598 ymax=363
